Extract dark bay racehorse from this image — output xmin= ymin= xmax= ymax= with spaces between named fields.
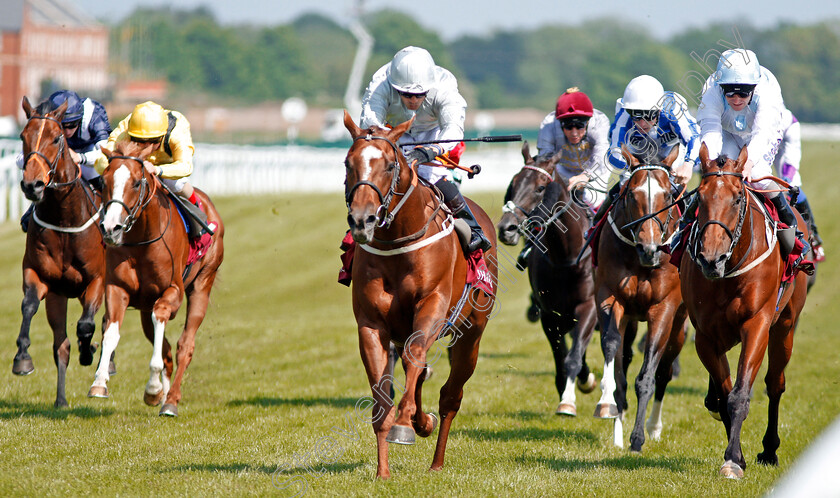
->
xmin=593 ymin=146 xmax=687 ymax=451
xmin=681 ymin=144 xmax=808 ymax=478
xmin=343 ymin=111 xmax=497 ymax=479
xmin=496 ymin=142 xmax=597 ymax=416
xmin=15 ymin=97 xmax=105 ymax=407
xmin=88 ymin=140 xmax=224 ymax=416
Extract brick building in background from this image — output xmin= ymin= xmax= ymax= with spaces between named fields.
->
xmin=0 ymin=0 xmax=108 ymax=122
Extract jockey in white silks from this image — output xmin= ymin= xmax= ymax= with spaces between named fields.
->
xmin=689 ymin=48 xmax=810 ymax=267
xmin=360 ymin=46 xmax=491 ymax=254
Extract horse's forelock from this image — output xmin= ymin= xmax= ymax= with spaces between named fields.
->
xmin=33 ymin=100 xmax=53 ymax=116
xmin=715 ymin=155 xmax=728 ymax=168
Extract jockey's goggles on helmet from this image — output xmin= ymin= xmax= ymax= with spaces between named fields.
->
xmin=721 ymin=84 xmax=756 ymax=98
xmin=560 ymin=117 xmax=589 ymax=130
xmin=397 ymin=90 xmax=429 ymax=99
xmin=131 ymin=135 xmax=163 ymax=144
xmin=628 ymin=109 xmax=659 ymax=121
xmin=62 ymin=119 xmax=81 ymax=130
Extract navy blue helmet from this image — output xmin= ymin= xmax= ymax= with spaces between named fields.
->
xmin=48 ymin=90 xmax=83 ymax=125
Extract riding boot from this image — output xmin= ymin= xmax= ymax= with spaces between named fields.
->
xmin=435 ymin=179 xmax=491 ymax=253
xmin=670 ymin=195 xmax=698 ymax=253
xmin=183 ymin=195 xmax=214 ymax=255
xmin=771 ymin=194 xmax=811 ymax=266
xmin=795 ymin=197 xmax=824 ymax=262
xmin=20 ymin=204 xmax=34 ymax=233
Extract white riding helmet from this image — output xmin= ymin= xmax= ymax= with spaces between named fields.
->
xmin=715 ymin=49 xmax=761 ymax=85
xmin=387 ymin=46 xmax=436 ymax=94
xmin=620 ymin=75 xmax=665 ymax=110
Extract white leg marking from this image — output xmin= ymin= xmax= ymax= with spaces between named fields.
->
xmin=597 ymin=359 xmax=617 ymax=406
xmin=359 ymin=145 xmax=383 ymax=180
xmin=103 ymin=165 xmax=131 ymax=232
xmin=145 ymin=313 xmax=166 ymax=395
xmin=92 ymin=321 xmax=121 ymax=387
xmin=560 ymin=377 xmax=577 ymax=406
xmin=647 ymin=399 xmax=664 ymax=440
xmin=613 ymin=415 xmax=624 ymax=448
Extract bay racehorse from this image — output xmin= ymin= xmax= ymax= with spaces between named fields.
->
xmin=593 ymin=145 xmax=687 ymax=451
xmin=681 ymin=144 xmax=808 ymax=478
xmin=496 ymin=142 xmax=597 ymax=416
xmin=343 ymin=111 xmax=497 ymax=479
xmin=88 ymin=140 xmax=224 ymax=416
xmin=16 ymin=97 xmax=105 ymax=407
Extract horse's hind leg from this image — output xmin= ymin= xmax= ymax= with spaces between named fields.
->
xmin=89 ymin=286 xmax=129 ymax=398
xmin=409 ymin=354 xmax=437 ymax=438
xmin=431 ymin=329 xmax=482 ymax=472
xmin=570 ymin=300 xmax=598 ymax=395
xmin=76 ymin=278 xmax=104 ymax=366
xmin=540 ymin=313 xmax=572 ymax=415
xmin=647 ymin=314 xmax=687 ymax=441
xmin=595 ymin=298 xmax=626 ymax=421
xmin=44 ymin=293 xmax=70 ymax=408
xmin=14 ymin=273 xmax=47 ymax=375
xmin=140 ymin=312 xmax=170 ymax=407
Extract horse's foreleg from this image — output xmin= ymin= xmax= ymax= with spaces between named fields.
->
xmin=595 ymin=297 xmax=625 ymax=422
xmin=152 ymin=286 xmax=184 ymax=416
xmin=758 ymin=317 xmax=797 ymax=466
xmin=358 ymin=325 xmax=393 ymax=479
xmin=540 ymin=313 xmax=572 ymax=414
xmin=647 ymin=310 xmax=687 ymax=441
xmin=44 ymin=293 xmax=69 ymax=408
xmin=14 ymin=271 xmax=47 ymax=375
xmin=89 ymin=286 xmax=128 ymax=398
xmin=431 ymin=329 xmax=482 ymax=472
xmin=76 ymin=276 xmax=104 ymax=366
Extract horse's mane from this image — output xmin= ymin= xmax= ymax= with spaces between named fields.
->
xmin=535 ymin=181 xmax=564 ymax=221
xmin=114 ymin=139 xmax=148 ymax=157
xmin=34 ymin=100 xmax=53 ymax=116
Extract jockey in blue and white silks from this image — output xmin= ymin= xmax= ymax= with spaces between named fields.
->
xmin=692 ymin=49 xmax=812 ymax=266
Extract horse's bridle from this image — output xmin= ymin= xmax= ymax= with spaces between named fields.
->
xmin=502 ymin=164 xmax=554 ymax=221
xmin=23 ymin=115 xmax=79 ymax=188
xmin=615 ymin=164 xmax=677 ymax=249
xmin=345 ymin=133 xmax=416 ymax=229
xmin=687 ymin=170 xmax=751 ymax=270
xmin=100 ymin=155 xmax=156 ymax=234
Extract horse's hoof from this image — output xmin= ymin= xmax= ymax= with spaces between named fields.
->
xmin=78 ymin=341 xmax=97 ymax=366
xmin=577 ymin=373 xmax=597 ymax=394
xmin=757 ymin=451 xmax=778 ymax=466
xmin=420 ymin=413 xmax=438 ymax=437
xmin=54 ymin=399 xmax=69 ymax=409
xmin=88 ymin=385 xmax=109 ymax=398
xmin=159 ymin=403 xmax=178 ymax=417
xmin=12 ymin=357 xmax=35 ymax=376
xmin=594 ymin=403 xmax=619 ymax=419
xmin=109 ymin=361 xmax=117 ymax=376
xmin=386 ymin=425 xmax=416 ymax=445
xmin=556 ymin=403 xmax=577 ymax=417
xmin=144 ymin=389 xmax=164 ymax=406
xmin=708 ymin=409 xmax=722 ymax=421
xmin=720 ymin=461 xmax=744 ymax=479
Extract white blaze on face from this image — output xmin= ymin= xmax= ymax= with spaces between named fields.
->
xmin=635 ymin=176 xmax=668 ymax=239
xmin=359 ymin=145 xmax=383 ymax=180
xmin=103 ymin=165 xmax=131 ymax=231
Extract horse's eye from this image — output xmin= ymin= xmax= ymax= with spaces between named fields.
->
xmin=535 ymin=185 xmax=546 ymax=194
xmin=134 ymin=180 xmax=142 ymax=188
xmin=732 ymin=195 xmax=741 ymax=206
xmin=53 ymin=135 xmax=62 ymax=144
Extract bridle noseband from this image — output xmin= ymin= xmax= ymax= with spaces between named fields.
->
xmin=23 ymin=115 xmax=79 ymax=188
xmin=502 ymin=163 xmax=554 ymax=221
xmin=100 ymin=155 xmax=154 ymax=233
xmin=615 ymin=164 xmax=677 ymax=249
xmin=687 ymin=170 xmax=750 ymax=269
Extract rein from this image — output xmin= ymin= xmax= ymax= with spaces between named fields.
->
xmin=612 ymin=165 xmax=678 ymax=249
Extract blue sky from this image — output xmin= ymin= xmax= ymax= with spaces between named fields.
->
xmin=73 ymin=0 xmax=840 ymax=40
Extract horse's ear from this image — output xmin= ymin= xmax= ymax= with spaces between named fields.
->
xmin=662 ymin=143 xmax=680 ymax=167
xmin=388 ymin=116 xmax=414 ymax=141
xmin=735 ymin=145 xmax=749 ymax=172
xmin=140 ymin=142 xmax=159 ymax=158
xmin=343 ymin=110 xmax=363 ymax=139
xmin=100 ymin=146 xmax=113 ymax=159
xmin=620 ymin=144 xmax=640 ymax=169
xmin=698 ymin=142 xmax=710 ymax=169
xmin=521 ymin=140 xmax=532 ymax=164
xmin=51 ymin=101 xmax=68 ymax=122
xmin=21 ymin=97 xmax=34 ymax=119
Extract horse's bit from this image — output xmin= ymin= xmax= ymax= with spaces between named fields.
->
xmin=687 ymin=170 xmax=751 ymax=269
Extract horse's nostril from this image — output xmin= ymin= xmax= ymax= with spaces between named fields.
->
xmin=365 ymin=215 xmax=376 ymax=226
xmin=504 ymin=224 xmax=518 ymax=233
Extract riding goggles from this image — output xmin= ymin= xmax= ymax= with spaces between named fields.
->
xmin=628 ymin=109 xmax=659 ymax=122
xmin=397 ymin=90 xmax=429 ymax=99
xmin=62 ymin=119 xmax=82 ymax=130
xmin=721 ymin=84 xmax=755 ymax=99
xmin=561 ymin=118 xmax=589 ymax=130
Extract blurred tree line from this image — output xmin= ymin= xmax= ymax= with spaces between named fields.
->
xmin=110 ymin=7 xmax=840 ymax=122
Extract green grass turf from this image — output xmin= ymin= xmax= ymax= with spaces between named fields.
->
xmin=0 ymin=142 xmax=837 ymax=496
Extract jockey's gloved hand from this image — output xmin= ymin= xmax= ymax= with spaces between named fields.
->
xmin=405 ymin=145 xmax=440 ymax=166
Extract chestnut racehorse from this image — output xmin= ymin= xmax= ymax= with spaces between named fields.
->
xmin=15 ymin=97 xmax=105 ymax=407
xmin=496 ymin=142 xmax=597 ymax=416
xmin=681 ymin=144 xmax=808 ymax=478
xmin=343 ymin=111 xmax=497 ymax=479
xmin=593 ymin=146 xmax=687 ymax=451
xmin=88 ymin=140 xmax=224 ymax=416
